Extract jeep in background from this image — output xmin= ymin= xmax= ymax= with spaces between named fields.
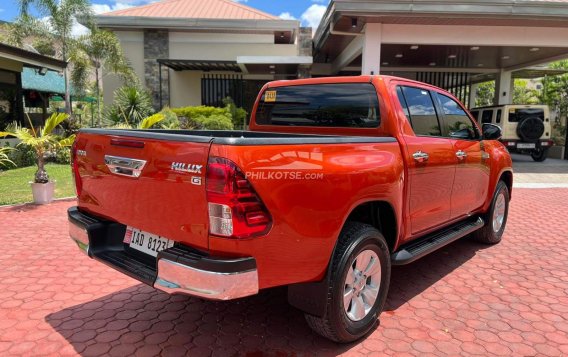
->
xmin=470 ymin=105 xmax=553 ymax=161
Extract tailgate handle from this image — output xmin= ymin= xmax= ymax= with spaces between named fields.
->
xmin=105 ymin=155 xmax=147 ymax=178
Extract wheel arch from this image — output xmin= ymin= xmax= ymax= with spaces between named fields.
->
xmin=499 ymin=170 xmax=513 ymax=199
xmin=288 ymin=200 xmax=397 ymax=317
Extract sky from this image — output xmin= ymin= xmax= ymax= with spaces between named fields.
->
xmin=0 ymin=0 xmax=330 ymax=34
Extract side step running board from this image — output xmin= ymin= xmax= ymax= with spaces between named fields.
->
xmin=391 ymin=217 xmax=484 ymax=265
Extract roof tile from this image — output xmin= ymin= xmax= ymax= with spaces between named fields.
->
xmin=101 ymin=0 xmax=278 ymax=20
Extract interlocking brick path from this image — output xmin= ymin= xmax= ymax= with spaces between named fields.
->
xmin=0 ymin=189 xmax=567 ymax=356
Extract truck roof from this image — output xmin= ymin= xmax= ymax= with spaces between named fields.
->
xmin=264 ymin=75 xmax=446 ymax=92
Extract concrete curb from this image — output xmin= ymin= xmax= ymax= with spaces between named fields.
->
xmin=0 ymin=197 xmax=76 ymax=212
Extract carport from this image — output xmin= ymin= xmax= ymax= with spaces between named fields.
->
xmin=313 ymin=0 xmax=568 ymax=107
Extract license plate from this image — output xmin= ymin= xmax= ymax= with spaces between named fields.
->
xmin=517 ymin=143 xmax=535 ymax=149
xmin=124 ymin=227 xmax=174 ymax=257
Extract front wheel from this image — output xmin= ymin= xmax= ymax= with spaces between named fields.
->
xmin=473 ymin=181 xmax=510 ymax=244
xmin=531 ymin=148 xmax=548 ymax=162
xmin=305 ymin=222 xmax=391 ymax=343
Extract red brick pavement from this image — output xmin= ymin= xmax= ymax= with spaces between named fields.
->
xmin=0 ymin=189 xmax=567 ymax=356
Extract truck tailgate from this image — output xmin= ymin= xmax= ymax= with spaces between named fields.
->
xmin=74 ymin=131 xmax=211 ymax=250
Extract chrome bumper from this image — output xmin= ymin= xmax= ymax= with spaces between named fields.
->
xmin=68 ymin=207 xmax=259 ymax=301
xmin=154 ymin=259 xmax=258 ymax=300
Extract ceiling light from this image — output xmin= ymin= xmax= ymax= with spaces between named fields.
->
xmin=477 ymin=63 xmax=484 ymax=67
xmin=395 ymin=54 xmax=403 ymax=58
xmin=351 ymin=18 xmax=358 ymax=28
xmin=448 ymin=54 xmax=457 ymax=59
xmin=382 ymin=62 xmax=389 ymax=65
xmin=280 ymin=32 xmax=285 ymax=39
xmin=501 ymin=56 xmax=510 ymax=60
xmin=270 ymin=71 xmax=276 ymax=74
xmin=470 ymin=46 xmax=480 ymax=51
xmin=269 ymin=65 xmax=275 ymax=69
xmin=529 ymin=47 xmax=540 ymax=52
xmin=429 ymin=62 xmax=436 ymax=66
xmin=410 ymin=45 xmax=419 ymax=50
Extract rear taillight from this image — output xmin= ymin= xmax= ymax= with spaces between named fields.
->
xmin=71 ymin=140 xmax=82 ymax=196
xmin=206 ymin=157 xmax=271 ymax=239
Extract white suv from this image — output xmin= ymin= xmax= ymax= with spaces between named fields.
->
xmin=470 ymin=105 xmax=553 ymax=161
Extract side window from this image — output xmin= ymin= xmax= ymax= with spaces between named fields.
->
xmin=400 ymin=86 xmax=441 ymax=136
xmin=481 ymin=110 xmax=493 ymax=124
xmin=496 ymin=109 xmax=502 ymax=124
xmin=437 ymin=93 xmax=478 ymax=140
xmin=396 ymin=86 xmax=411 ymax=123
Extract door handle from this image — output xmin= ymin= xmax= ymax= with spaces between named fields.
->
xmin=456 ymin=150 xmax=467 ymax=160
xmin=105 ymin=155 xmax=147 ymax=178
xmin=413 ymin=151 xmax=429 ymax=163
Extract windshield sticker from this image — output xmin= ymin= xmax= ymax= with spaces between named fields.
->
xmin=265 ymin=90 xmax=277 ymax=102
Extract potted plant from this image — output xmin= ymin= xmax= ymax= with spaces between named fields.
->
xmin=0 ymin=113 xmax=75 ymax=204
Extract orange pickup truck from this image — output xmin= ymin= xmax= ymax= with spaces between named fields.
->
xmin=68 ymin=76 xmax=512 ymax=342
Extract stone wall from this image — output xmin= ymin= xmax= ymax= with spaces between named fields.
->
xmin=297 ymin=27 xmax=313 ymax=79
xmin=144 ymin=30 xmax=170 ymax=110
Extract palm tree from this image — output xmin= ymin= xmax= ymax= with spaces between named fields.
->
xmin=17 ymin=0 xmax=94 ymax=114
xmin=71 ymin=28 xmax=135 ymax=126
xmin=0 ymin=113 xmax=74 ymax=183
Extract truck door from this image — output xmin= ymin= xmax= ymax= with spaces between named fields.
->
xmin=434 ymin=92 xmax=490 ymax=219
xmin=396 ymin=86 xmax=456 ymax=235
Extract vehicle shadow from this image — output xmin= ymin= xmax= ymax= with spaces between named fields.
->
xmin=45 ymin=237 xmax=490 ymax=356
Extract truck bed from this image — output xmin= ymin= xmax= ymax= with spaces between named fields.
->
xmin=81 ymin=128 xmax=397 ymax=145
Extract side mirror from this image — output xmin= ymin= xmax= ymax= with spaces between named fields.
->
xmin=482 ymin=123 xmax=502 ymax=140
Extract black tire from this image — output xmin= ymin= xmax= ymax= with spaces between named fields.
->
xmin=517 ymin=117 xmax=544 ymax=141
xmin=531 ymin=148 xmax=549 ymax=162
xmin=305 ymin=222 xmax=391 ymax=343
xmin=473 ymin=181 xmax=510 ymax=244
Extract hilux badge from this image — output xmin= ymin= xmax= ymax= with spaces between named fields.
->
xmin=171 ymin=162 xmax=203 ymax=174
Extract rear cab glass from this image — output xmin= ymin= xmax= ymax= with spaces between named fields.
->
xmin=255 ymin=83 xmax=380 ymax=128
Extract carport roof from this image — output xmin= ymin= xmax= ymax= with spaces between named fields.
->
xmin=316 ymin=0 xmax=568 ymax=49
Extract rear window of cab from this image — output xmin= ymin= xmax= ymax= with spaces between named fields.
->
xmin=255 ymin=83 xmax=380 ymax=128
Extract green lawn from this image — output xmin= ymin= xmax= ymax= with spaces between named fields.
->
xmin=0 ymin=164 xmax=75 ymax=205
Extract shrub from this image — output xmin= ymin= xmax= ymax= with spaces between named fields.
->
xmin=223 ymin=97 xmax=248 ymax=130
xmin=4 ymin=142 xmax=36 ymax=169
xmin=106 ymin=86 xmax=154 ymax=126
xmin=172 ymin=106 xmax=234 ymax=130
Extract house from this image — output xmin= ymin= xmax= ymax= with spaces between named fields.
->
xmin=0 ymin=43 xmax=67 ymax=126
xmin=94 ymin=0 xmax=311 ymax=112
xmin=94 ymin=0 xmax=568 ymax=112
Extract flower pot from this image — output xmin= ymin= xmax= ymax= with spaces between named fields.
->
xmin=30 ymin=181 xmax=55 ymax=205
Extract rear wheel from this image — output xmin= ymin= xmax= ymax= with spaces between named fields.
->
xmin=305 ymin=222 xmax=391 ymax=343
xmin=531 ymin=148 xmax=548 ymax=162
xmin=473 ymin=181 xmax=510 ymax=244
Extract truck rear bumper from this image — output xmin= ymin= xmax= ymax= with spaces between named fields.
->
xmin=67 ymin=207 xmax=258 ymax=301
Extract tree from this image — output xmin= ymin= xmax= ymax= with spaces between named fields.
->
xmin=17 ymin=0 xmax=94 ymax=114
xmin=0 ymin=113 xmax=74 ymax=183
xmin=475 ymin=81 xmax=495 ymax=107
xmin=513 ymin=79 xmax=539 ymax=105
xmin=71 ymin=28 xmax=135 ymax=126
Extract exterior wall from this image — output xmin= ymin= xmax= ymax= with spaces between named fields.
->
xmin=102 ymin=31 xmax=144 ymax=109
xmin=0 ymin=58 xmax=23 ymax=72
xmin=169 ymin=32 xmax=298 ymax=60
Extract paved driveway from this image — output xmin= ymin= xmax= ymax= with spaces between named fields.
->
xmin=0 ymin=188 xmax=567 ymax=356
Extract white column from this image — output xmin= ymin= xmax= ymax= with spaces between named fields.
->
xmin=469 ymin=83 xmax=479 ymax=109
xmin=362 ymin=23 xmax=382 ymax=75
xmin=494 ymin=70 xmax=513 ymax=105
